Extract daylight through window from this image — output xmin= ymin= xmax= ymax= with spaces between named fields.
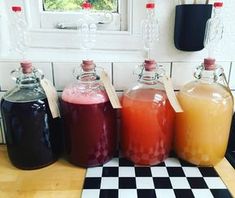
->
xmin=43 ymin=0 xmax=118 ymax=12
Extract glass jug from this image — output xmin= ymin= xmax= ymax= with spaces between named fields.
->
xmin=121 ymin=60 xmax=175 ymax=165
xmin=61 ymin=60 xmax=117 ymax=167
xmin=1 ymin=61 xmax=62 ymax=169
xmin=174 ymin=58 xmax=234 ymax=166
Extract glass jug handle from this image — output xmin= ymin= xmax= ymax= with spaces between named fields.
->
xmin=194 ymin=65 xmax=204 ymax=79
xmin=157 ymin=64 xmax=166 ymax=78
xmin=214 ymin=66 xmax=230 ymax=88
xmin=133 ymin=64 xmax=144 ymax=79
xmin=73 ymin=64 xmax=98 ymax=79
xmin=33 ymin=68 xmax=44 ymax=80
xmin=73 ymin=67 xmax=83 ymax=79
xmin=10 ymin=68 xmax=21 ymax=82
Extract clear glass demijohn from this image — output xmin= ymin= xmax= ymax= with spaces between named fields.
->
xmin=1 ymin=62 xmax=62 ymax=169
xmin=121 ymin=60 xmax=175 ymax=165
xmin=174 ymin=58 xmax=234 ymax=166
xmin=61 ymin=60 xmax=117 ymax=167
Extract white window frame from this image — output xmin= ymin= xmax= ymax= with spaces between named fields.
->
xmin=2 ymin=0 xmax=144 ymax=61
xmin=28 ymin=0 xmax=126 ymax=31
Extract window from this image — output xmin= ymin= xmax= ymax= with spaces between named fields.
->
xmin=4 ymin=0 xmax=142 ymax=53
xmin=44 ymin=0 xmax=118 ymax=12
xmin=28 ymin=0 xmax=127 ymax=31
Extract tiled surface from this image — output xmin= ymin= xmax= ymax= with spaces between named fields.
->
xmin=0 ymin=60 xmax=234 ymax=145
xmin=0 ymin=62 xmax=53 ymax=91
xmin=53 ymin=62 xmax=112 ymax=91
xmin=172 ymin=62 xmax=231 ymax=90
xmin=82 ymin=153 xmax=231 ymax=198
xmin=113 ymin=62 xmax=171 ymax=91
xmin=230 ymin=62 xmax=235 ymax=89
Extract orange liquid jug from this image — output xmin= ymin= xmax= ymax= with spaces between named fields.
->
xmin=121 ymin=60 xmax=175 ymax=165
xmin=174 ymin=58 xmax=234 ymax=166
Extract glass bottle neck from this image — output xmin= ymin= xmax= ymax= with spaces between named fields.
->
xmin=139 ymin=70 xmax=158 ymax=84
xmin=198 ymin=69 xmax=216 ymax=83
xmin=82 ymin=9 xmax=90 ymax=16
xmin=213 ymin=7 xmax=222 ymax=18
xmin=147 ymin=9 xmax=155 ymax=18
xmin=17 ymin=72 xmax=40 ymax=88
xmin=78 ymin=69 xmax=98 ymax=82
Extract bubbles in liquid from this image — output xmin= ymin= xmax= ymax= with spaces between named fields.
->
xmin=62 ymin=86 xmax=108 ymax=105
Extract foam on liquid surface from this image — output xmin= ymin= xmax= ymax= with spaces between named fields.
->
xmin=62 ymin=85 xmax=109 ymax=105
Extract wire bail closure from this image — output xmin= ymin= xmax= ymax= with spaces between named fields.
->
xmin=194 ymin=64 xmax=229 ymax=87
xmin=134 ymin=63 xmax=166 ymax=81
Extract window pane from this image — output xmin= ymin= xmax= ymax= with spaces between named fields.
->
xmin=43 ymin=0 xmax=118 ymax=12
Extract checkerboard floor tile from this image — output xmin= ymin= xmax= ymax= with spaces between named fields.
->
xmin=82 ymin=154 xmax=232 ymax=198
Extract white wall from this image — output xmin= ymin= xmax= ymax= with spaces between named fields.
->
xmin=0 ymin=0 xmax=235 ymax=143
xmin=0 ymin=60 xmax=234 ymax=143
xmin=1 ymin=0 xmax=235 ymax=62
xmin=148 ymin=0 xmax=235 ymax=61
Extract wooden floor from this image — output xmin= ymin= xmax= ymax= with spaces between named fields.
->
xmin=0 ymin=145 xmax=235 ymax=198
xmin=0 ymin=146 xmax=86 ymax=198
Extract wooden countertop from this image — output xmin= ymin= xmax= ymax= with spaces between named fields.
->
xmin=0 ymin=145 xmax=235 ymax=198
xmin=214 ymin=158 xmax=235 ymax=197
xmin=0 ymin=146 xmax=86 ymax=198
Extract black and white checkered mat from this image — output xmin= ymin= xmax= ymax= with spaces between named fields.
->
xmin=82 ymin=153 xmax=232 ymax=198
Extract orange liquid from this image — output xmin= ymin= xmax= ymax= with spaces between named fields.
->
xmin=174 ymin=83 xmax=233 ymax=166
xmin=121 ymin=89 xmax=175 ymax=165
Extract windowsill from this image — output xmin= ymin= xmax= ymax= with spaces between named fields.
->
xmin=30 ymin=28 xmax=132 ymax=35
xmin=0 ymin=26 xmax=146 ymax=62
xmin=0 ymin=48 xmax=146 ymax=63
xmin=23 ymin=29 xmax=143 ymax=51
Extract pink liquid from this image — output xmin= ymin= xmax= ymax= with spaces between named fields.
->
xmin=62 ymin=88 xmax=117 ymax=167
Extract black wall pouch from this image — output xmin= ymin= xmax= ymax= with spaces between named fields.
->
xmin=174 ymin=4 xmax=212 ymax=51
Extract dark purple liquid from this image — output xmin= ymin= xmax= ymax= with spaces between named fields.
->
xmin=62 ymin=100 xmax=117 ymax=167
xmin=1 ymin=98 xmax=62 ymax=169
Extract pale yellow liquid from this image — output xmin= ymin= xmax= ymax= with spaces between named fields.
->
xmin=174 ymin=82 xmax=234 ymax=166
